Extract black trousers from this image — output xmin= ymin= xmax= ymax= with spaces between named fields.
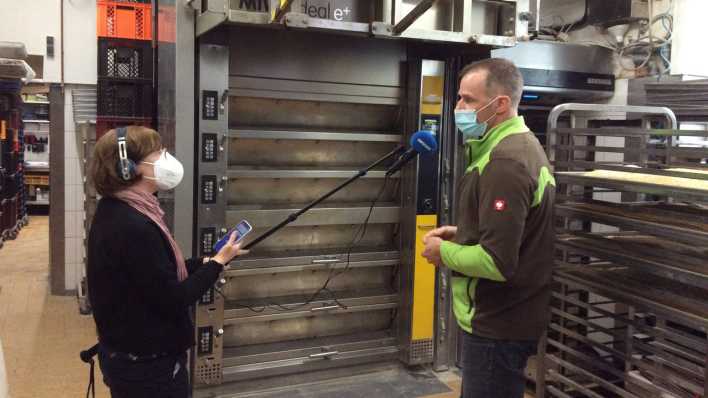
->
xmin=98 ymin=348 xmax=189 ymax=398
xmin=459 ymin=332 xmax=536 ymax=398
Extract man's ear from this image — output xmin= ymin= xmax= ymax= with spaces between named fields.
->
xmin=496 ymin=96 xmax=512 ymax=115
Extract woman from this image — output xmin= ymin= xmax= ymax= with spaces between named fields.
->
xmin=87 ymin=126 xmax=246 ymax=397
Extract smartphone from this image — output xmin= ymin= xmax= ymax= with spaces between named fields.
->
xmin=213 ymin=220 xmax=253 ymax=253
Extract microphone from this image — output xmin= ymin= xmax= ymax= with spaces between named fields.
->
xmin=386 ymin=130 xmax=438 ymax=176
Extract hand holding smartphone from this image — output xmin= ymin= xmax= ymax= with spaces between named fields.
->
xmin=214 ymin=220 xmax=253 ymax=253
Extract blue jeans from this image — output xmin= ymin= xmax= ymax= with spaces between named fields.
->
xmin=459 ymin=332 xmax=536 ymax=398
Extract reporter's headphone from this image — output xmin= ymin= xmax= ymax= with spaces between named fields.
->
xmin=116 ymin=127 xmax=137 ymax=181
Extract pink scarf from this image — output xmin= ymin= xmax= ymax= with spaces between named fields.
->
xmin=113 ymin=187 xmax=188 ymax=282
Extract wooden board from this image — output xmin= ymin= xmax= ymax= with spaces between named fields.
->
xmin=558 ymin=170 xmax=708 ymax=192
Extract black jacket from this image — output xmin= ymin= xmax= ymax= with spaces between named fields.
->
xmin=87 ymin=197 xmax=222 ymax=355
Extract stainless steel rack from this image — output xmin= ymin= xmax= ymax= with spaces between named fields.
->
xmin=536 ymin=104 xmax=708 ymax=398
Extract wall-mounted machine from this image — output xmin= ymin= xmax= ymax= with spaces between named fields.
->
xmin=493 ymin=41 xmax=615 ymax=105
xmin=492 ymin=41 xmax=615 ymax=144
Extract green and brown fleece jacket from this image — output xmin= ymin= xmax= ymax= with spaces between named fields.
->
xmin=440 ymin=116 xmax=556 ymax=341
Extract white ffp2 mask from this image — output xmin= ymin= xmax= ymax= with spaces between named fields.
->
xmin=142 ymin=150 xmax=184 ymax=191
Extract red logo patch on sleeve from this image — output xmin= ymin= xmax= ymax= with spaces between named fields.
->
xmin=493 ymin=199 xmax=506 ymax=212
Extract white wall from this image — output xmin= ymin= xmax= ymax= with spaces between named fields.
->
xmin=64 ymin=87 xmax=87 ymax=292
xmin=0 ymin=0 xmax=61 ymax=82
xmin=0 ymin=0 xmax=97 ymax=84
xmin=64 ymin=0 xmax=98 ymax=84
xmin=671 ymin=0 xmax=708 ymax=77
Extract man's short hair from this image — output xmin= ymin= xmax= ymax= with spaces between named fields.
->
xmin=459 ymin=58 xmax=524 ymax=108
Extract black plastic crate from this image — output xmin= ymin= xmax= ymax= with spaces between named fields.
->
xmin=98 ymin=37 xmax=153 ymax=80
xmin=0 ymin=80 xmax=21 ymax=94
xmin=96 ymin=116 xmax=153 ymax=140
xmin=2 ymin=172 xmax=18 ymax=199
xmin=1 ymin=195 xmax=18 ymax=233
xmin=98 ymin=79 xmax=153 ymax=118
xmin=0 ymin=93 xmax=20 ymax=113
xmin=1 ymin=151 xmax=19 ymax=174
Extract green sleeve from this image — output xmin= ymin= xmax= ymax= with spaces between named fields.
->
xmin=440 ymin=241 xmax=506 ymax=281
xmin=439 ymin=159 xmax=534 ymax=281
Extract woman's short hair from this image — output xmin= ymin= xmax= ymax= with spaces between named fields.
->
xmin=90 ymin=126 xmax=162 ymax=196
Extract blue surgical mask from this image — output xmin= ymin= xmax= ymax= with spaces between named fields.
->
xmin=455 ymin=97 xmax=499 ymax=141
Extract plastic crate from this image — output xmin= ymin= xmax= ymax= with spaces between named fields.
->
xmin=2 ymin=172 xmax=18 ymax=198
xmin=96 ymin=116 xmax=153 ymax=141
xmin=2 ymin=152 xmax=19 ymax=174
xmin=157 ymin=4 xmax=176 ymax=43
xmin=98 ymin=38 xmax=153 ymax=80
xmin=98 ymin=79 xmax=153 ymax=118
xmin=0 ymin=92 xmax=20 ymax=113
xmin=97 ymin=1 xmax=152 ymax=40
xmin=10 ymin=109 xmax=20 ymax=130
xmin=0 ymin=80 xmax=21 ymax=93
xmin=1 ymin=195 xmax=18 ymax=234
xmin=0 ymin=199 xmax=8 ymax=233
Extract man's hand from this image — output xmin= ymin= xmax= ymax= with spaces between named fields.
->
xmin=422 ymin=236 xmax=444 ymax=267
xmin=423 ymin=226 xmax=457 ymax=244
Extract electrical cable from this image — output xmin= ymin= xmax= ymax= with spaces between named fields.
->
xmin=648 ymin=0 xmax=654 ymax=51
xmin=326 ymin=174 xmax=392 ymax=285
xmin=618 ymin=1 xmax=673 ymax=73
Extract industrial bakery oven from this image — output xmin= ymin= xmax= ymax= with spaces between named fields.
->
xmin=194 ymin=28 xmax=410 ymax=390
xmin=154 ymin=0 xmax=532 ymax=394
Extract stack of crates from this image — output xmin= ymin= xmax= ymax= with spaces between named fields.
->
xmin=96 ymin=0 xmax=154 ymax=140
xmin=0 ymin=79 xmax=27 ymax=247
xmin=79 ymin=0 xmax=154 ymax=306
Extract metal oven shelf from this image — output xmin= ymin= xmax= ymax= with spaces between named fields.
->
xmin=227 ymin=247 xmax=399 ymax=276
xmin=226 ymin=167 xmax=396 ymax=179
xmin=223 ymin=288 xmax=398 ymax=324
xmin=557 ymin=232 xmax=708 ymax=290
xmin=556 ymin=171 xmax=708 ymax=202
xmin=219 ymin=339 xmax=399 ymax=385
xmin=228 ymin=129 xmax=402 ymax=143
xmin=226 ymin=204 xmax=400 ymax=227
xmin=554 ymin=265 xmax=708 ymax=334
xmin=223 ymin=331 xmax=397 ymax=368
xmin=227 ymin=246 xmax=400 ymax=273
xmin=550 ymin=266 xmax=708 ymax=398
xmin=555 ymin=200 xmax=708 ymax=246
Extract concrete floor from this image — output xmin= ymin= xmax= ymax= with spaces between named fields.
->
xmin=0 ymin=216 xmax=532 ymax=398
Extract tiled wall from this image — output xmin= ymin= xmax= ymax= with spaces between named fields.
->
xmin=63 ymin=86 xmax=88 ymax=292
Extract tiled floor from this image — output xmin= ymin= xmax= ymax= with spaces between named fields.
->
xmin=0 ymin=216 xmax=530 ymax=398
xmin=0 ymin=216 xmax=109 ymax=398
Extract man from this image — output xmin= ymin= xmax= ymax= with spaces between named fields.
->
xmin=422 ymin=58 xmax=555 ymax=398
